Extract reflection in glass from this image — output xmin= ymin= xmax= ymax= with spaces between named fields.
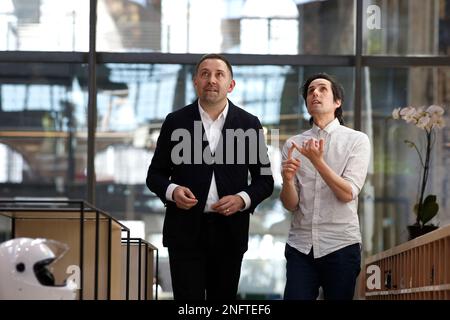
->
xmin=240 ymin=0 xmax=298 ymax=54
xmin=0 ymin=0 xmax=89 ymax=51
xmin=363 ymin=0 xmax=450 ymax=56
xmin=0 ymin=144 xmax=25 ymax=183
xmin=96 ymin=0 xmax=355 ymax=54
xmin=0 ymin=63 xmax=88 ymax=198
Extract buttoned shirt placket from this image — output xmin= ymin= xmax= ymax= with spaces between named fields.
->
xmin=311 ymin=129 xmax=327 ymax=257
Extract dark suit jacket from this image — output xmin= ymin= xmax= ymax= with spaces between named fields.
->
xmin=146 ymin=100 xmax=274 ymax=253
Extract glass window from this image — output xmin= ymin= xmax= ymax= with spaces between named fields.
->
xmin=239 ymin=0 xmax=299 ymax=54
xmin=0 ymin=0 xmax=89 ymax=51
xmin=0 ymin=63 xmax=88 ymax=199
xmin=94 ymin=63 xmax=182 ymax=219
xmin=363 ymin=0 xmax=450 ymax=56
xmin=97 ymin=0 xmax=355 ymax=55
xmin=361 ymin=66 xmax=450 ymax=255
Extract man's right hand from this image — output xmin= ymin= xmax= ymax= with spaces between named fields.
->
xmin=173 ymin=186 xmax=198 ymax=210
xmin=281 ymin=142 xmax=301 ymax=182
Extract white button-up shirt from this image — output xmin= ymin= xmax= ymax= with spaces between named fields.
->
xmin=166 ymin=102 xmax=251 ymax=212
xmin=282 ymin=118 xmax=371 ymax=258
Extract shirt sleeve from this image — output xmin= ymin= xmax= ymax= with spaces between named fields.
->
xmin=237 ymin=191 xmax=251 ymax=211
xmin=342 ymin=133 xmax=371 ymax=199
xmin=281 ymin=139 xmax=290 ymax=162
xmin=165 ymin=183 xmax=179 ymax=202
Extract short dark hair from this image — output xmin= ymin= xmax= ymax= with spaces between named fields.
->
xmin=194 ymin=53 xmax=234 ymax=78
xmin=301 ymin=73 xmax=345 ymax=125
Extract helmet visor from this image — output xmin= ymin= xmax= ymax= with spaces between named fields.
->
xmin=31 ymin=239 xmax=69 ymax=287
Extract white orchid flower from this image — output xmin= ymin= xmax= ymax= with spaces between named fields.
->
xmin=403 ymin=114 xmax=418 ymax=124
xmin=400 ymin=106 xmax=416 ymax=118
xmin=416 ymin=114 xmax=431 ymax=130
xmin=426 ymin=105 xmax=444 ymax=116
xmin=434 ymin=117 xmax=446 ymax=129
xmin=392 ymin=108 xmax=401 ymax=119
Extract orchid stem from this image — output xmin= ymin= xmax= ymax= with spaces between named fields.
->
xmin=404 ymin=139 xmax=425 ymax=168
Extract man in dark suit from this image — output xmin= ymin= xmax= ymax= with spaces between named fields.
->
xmin=146 ymin=54 xmax=274 ymax=300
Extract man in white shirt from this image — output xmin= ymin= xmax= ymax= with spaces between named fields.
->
xmin=280 ymin=73 xmax=371 ymax=300
xmin=146 ymin=54 xmax=274 ymax=300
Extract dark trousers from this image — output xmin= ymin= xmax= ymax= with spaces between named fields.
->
xmin=168 ymin=213 xmax=244 ymax=300
xmin=283 ymin=243 xmax=361 ymax=300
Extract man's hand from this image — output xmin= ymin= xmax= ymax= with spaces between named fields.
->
xmin=299 ymin=138 xmax=324 ymax=164
xmin=281 ymin=142 xmax=301 ymax=182
xmin=211 ymin=195 xmax=245 ymax=216
xmin=173 ymin=186 xmax=198 ymax=210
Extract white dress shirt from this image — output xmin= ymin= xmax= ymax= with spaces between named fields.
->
xmin=282 ymin=118 xmax=371 ymax=258
xmin=166 ymin=102 xmax=251 ymax=212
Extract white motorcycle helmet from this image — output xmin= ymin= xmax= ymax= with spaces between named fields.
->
xmin=0 ymin=237 xmax=77 ymax=300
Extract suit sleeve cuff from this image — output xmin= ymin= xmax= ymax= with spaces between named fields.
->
xmin=237 ymin=191 xmax=251 ymax=211
xmin=166 ymin=183 xmax=179 ymax=202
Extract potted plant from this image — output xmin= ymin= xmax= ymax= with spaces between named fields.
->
xmin=392 ymin=105 xmax=446 ymax=240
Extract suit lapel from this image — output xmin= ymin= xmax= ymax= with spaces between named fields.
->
xmin=189 ymin=101 xmax=211 ymax=157
xmin=219 ymin=101 xmax=238 ymax=158
xmin=223 ymin=100 xmax=237 ymax=131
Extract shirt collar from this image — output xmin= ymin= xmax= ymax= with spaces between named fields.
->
xmin=198 ymin=101 xmax=229 ymax=123
xmin=311 ymin=117 xmax=340 ymax=135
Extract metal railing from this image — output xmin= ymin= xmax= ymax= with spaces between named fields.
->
xmin=0 ymin=199 xmax=158 ymax=300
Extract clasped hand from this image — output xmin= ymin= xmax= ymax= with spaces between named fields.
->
xmin=173 ymin=186 xmax=244 ymax=216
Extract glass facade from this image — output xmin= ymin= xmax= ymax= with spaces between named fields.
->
xmin=0 ymin=0 xmax=449 ymax=299
xmin=96 ymin=0 xmax=355 ymax=54
xmin=0 ymin=0 xmax=89 ymax=51
xmin=363 ymin=0 xmax=449 ymax=56
xmin=0 ymin=63 xmax=88 ymax=199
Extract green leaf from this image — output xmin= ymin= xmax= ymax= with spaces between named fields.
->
xmin=423 ymin=194 xmax=437 ymax=204
xmin=418 ymin=195 xmax=439 ymax=225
